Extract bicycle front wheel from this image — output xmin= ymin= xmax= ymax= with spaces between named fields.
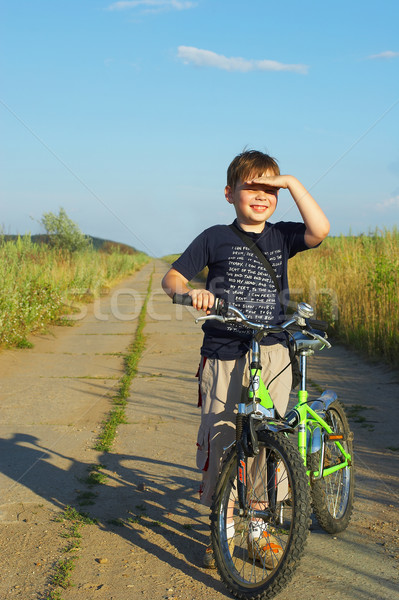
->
xmin=310 ymin=399 xmax=355 ymax=534
xmin=210 ymin=431 xmax=310 ymax=600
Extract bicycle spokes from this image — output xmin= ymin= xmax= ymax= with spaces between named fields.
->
xmin=211 ymin=432 xmax=310 ymax=598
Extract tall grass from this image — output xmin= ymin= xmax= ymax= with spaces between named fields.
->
xmin=288 ymin=229 xmax=399 ymax=368
xmin=0 ymin=235 xmax=150 ymax=348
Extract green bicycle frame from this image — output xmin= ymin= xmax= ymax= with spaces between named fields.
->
xmin=247 ymin=365 xmax=274 ymax=409
xmin=246 ymin=359 xmax=352 ymax=481
xmin=292 ymin=389 xmax=352 ymax=478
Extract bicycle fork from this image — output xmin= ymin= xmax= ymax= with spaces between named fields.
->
xmin=236 ymin=410 xmax=279 ymax=520
xmin=235 ymin=334 xmax=277 ymax=516
xmin=235 ymin=413 xmax=248 ymax=514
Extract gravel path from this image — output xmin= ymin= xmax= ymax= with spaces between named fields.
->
xmin=0 ymin=260 xmax=398 ymax=600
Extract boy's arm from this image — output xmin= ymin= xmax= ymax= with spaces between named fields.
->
xmin=161 ymin=268 xmax=215 ymax=312
xmin=251 ymin=175 xmax=330 ymax=247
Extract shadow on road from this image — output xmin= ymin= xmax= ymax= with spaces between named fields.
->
xmin=1 ymin=431 xmax=398 ymax=600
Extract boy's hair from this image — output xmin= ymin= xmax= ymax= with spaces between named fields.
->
xmin=227 ymin=150 xmax=280 ymax=190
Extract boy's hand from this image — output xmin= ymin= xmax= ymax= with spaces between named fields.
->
xmin=250 ymin=174 xmax=330 ymax=247
xmin=248 ymin=174 xmax=290 ymax=189
xmin=189 ymin=289 xmax=215 ymax=313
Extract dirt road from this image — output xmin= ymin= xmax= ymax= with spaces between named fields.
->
xmin=0 ymin=260 xmax=398 ymax=600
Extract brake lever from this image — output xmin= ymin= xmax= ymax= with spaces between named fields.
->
xmin=306 ymin=329 xmax=332 ymax=349
xmin=195 ymin=314 xmax=226 ymax=324
xmin=195 ymin=314 xmax=242 ymax=325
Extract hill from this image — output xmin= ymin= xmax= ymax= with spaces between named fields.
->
xmin=1 ymin=234 xmax=142 ymax=255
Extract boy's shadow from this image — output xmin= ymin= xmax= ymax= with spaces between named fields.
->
xmin=0 ymin=433 xmax=228 ymax=594
xmin=0 ymin=433 xmax=81 ymax=512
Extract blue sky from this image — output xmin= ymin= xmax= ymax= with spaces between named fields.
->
xmin=1 ymin=0 xmax=398 ymax=257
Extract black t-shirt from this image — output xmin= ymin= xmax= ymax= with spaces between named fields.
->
xmin=172 ymin=219 xmax=310 ymax=359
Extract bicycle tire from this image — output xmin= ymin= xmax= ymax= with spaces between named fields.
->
xmin=210 ymin=431 xmax=311 ymax=600
xmin=309 ymin=399 xmax=354 ymax=534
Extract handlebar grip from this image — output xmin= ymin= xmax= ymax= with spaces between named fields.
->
xmin=172 ymin=293 xmax=228 ymax=316
xmin=308 ymin=318 xmax=329 ymax=332
xmin=173 ymin=293 xmax=193 ymax=306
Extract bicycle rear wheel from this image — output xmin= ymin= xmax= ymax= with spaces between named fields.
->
xmin=310 ymin=399 xmax=354 ymax=534
xmin=210 ymin=431 xmax=310 ymax=600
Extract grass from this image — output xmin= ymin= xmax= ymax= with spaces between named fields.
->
xmin=346 ymin=404 xmax=375 ymax=431
xmin=148 ymin=520 xmax=163 ymax=527
xmin=162 ymin=253 xmax=208 ymax=284
xmin=126 ymin=514 xmax=163 ymax=528
xmin=162 ymin=254 xmax=180 ymax=265
xmin=94 ymin=407 xmax=128 ymax=452
xmin=289 ymin=229 xmax=399 ymax=369
xmin=46 ymin=591 xmax=63 ymax=600
xmin=47 ymin=506 xmax=96 ymax=599
xmin=85 ymin=464 xmax=108 ymax=486
xmin=94 ymin=270 xmax=153 ymax=452
xmin=127 ymin=515 xmax=142 ymax=524
xmin=107 ymin=518 xmax=125 ymax=527
xmin=0 ymin=238 xmax=152 ymax=599
xmin=44 ymin=271 xmax=154 ymax=596
xmin=76 ymin=490 xmax=97 ymax=506
xmin=0 ymin=234 xmax=149 ymax=348
xmin=43 ymin=269 xmax=152 ymax=599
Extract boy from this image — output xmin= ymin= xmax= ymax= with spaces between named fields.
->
xmin=162 ymin=150 xmax=330 ymax=567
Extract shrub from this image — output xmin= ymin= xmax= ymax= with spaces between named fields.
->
xmin=41 ymin=208 xmax=91 ymax=252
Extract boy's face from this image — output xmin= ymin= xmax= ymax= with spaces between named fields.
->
xmin=225 ymin=171 xmax=278 ymax=229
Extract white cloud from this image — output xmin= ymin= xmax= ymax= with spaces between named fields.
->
xmin=376 ymin=195 xmax=399 ymax=211
xmin=107 ymin=0 xmax=196 ymax=11
xmin=368 ymin=50 xmax=399 ymax=60
xmin=177 ymin=46 xmax=308 ymax=74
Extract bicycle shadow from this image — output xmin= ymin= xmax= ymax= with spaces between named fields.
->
xmin=1 ymin=431 xmax=397 ymax=600
xmin=84 ymin=447 xmax=231 ymax=593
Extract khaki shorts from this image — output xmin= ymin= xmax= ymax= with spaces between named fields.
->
xmin=196 ymin=344 xmax=292 ymax=507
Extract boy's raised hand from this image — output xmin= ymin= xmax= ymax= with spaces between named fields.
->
xmin=249 ymin=174 xmax=330 ymax=247
xmin=189 ymin=289 xmax=215 ymax=313
xmin=248 ymin=174 xmax=289 ymax=189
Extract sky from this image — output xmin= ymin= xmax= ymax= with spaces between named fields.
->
xmin=1 ymin=0 xmax=399 ymax=257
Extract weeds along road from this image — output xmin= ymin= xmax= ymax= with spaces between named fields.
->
xmin=0 ymin=260 xmax=398 ymax=600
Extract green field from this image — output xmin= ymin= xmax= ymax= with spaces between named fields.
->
xmin=0 ymin=235 xmax=149 ymax=348
xmin=289 ymin=229 xmax=399 ymax=368
xmin=4 ymin=230 xmax=397 ymax=366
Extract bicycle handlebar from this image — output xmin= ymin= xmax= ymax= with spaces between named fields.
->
xmin=172 ymin=293 xmax=329 ymax=338
xmin=173 ymin=293 xmax=196 ymax=307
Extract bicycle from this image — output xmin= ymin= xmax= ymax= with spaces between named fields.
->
xmin=173 ymin=293 xmax=354 ymax=600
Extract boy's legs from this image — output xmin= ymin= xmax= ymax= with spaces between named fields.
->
xmin=197 ymin=356 xmax=245 ymax=507
xmin=197 ymin=344 xmax=292 ymax=508
xmin=197 ymin=345 xmax=292 ymax=568
xmin=197 ymin=356 xmax=244 ymax=568
xmin=197 ymin=344 xmax=292 ymax=565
